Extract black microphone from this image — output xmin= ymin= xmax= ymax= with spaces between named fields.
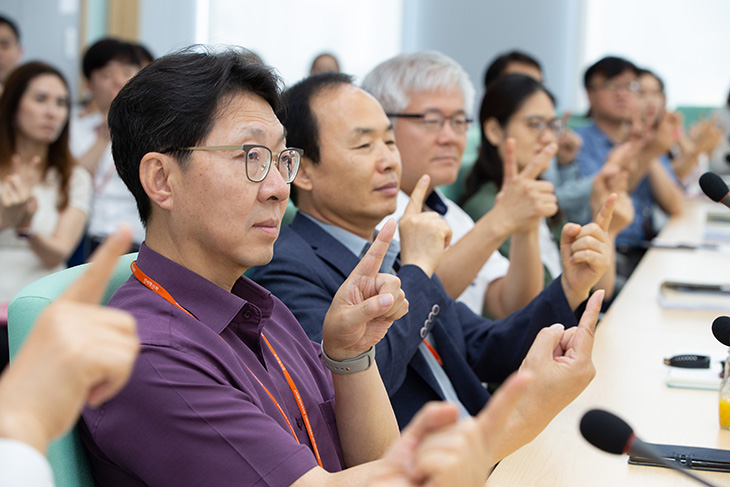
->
xmin=699 ymin=172 xmax=730 ymax=209
xmin=580 ymin=409 xmax=719 ymax=487
xmin=712 ymin=316 xmax=730 ymax=346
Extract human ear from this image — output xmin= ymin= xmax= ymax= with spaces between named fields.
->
xmin=484 ymin=118 xmax=504 ymax=147
xmin=292 ymin=156 xmax=315 ymax=193
xmin=139 ymin=152 xmax=175 ymax=212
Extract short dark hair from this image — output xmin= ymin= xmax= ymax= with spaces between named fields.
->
xmin=132 ymin=42 xmax=154 ymax=65
xmin=483 ymin=50 xmax=542 ymax=88
xmin=109 ymin=46 xmax=283 ymax=225
xmin=278 ymin=72 xmax=354 ymax=205
xmin=583 ymin=56 xmax=638 ymax=90
xmin=460 ymin=74 xmax=555 ymax=205
xmin=82 ymin=38 xmax=141 ymax=79
xmin=637 ymin=68 xmax=665 ymax=93
xmin=0 ymin=15 xmax=20 ymax=42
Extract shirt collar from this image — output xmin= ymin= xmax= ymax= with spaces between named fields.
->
xmin=586 ymin=121 xmax=615 ymax=149
xmin=301 ymin=212 xmax=400 ymax=273
xmin=134 ymin=243 xmax=274 ymax=336
xmin=424 ymin=189 xmax=449 ymax=216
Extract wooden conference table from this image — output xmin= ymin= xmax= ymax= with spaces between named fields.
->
xmin=487 ymin=198 xmax=730 ymax=487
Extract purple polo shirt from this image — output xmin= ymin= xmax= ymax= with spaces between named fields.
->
xmin=80 ymin=244 xmax=344 ymax=486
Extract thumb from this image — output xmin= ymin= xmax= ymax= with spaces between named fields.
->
xmin=402 ymin=402 xmax=460 ymax=445
xmin=561 ymin=111 xmax=571 ymax=128
xmin=354 ymin=293 xmax=395 ymax=323
xmin=568 ymin=289 xmax=604 ymax=357
xmin=526 ymin=323 xmax=566 ymax=363
xmin=476 ymin=370 xmax=531 ymax=435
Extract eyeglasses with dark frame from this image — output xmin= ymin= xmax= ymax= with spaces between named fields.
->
xmin=387 ymin=109 xmax=473 ymax=134
xmin=591 ymin=80 xmax=640 ymax=93
xmin=177 ymin=144 xmax=303 ymax=183
xmin=521 ymin=116 xmax=563 ymax=136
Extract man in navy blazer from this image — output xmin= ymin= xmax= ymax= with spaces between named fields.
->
xmin=249 ymin=73 xmax=615 ymax=453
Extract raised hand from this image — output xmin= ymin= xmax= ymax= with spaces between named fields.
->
xmin=0 ymin=155 xmax=42 ymax=230
xmin=642 ymin=111 xmax=680 ymax=160
xmin=368 ymin=371 xmax=532 ymax=487
xmin=690 ymin=119 xmax=723 ymax=155
xmin=591 ymin=144 xmax=635 ymax=238
xmin=556 ymin=112 xmax=583 ymax=165
xmin=560 ymin=195 xmax=614 ymax=309
xmin=0 ymin=227 xmax=139 ymax=454
xmin=504 ymin=290 xmax=604 ymax=452
xmin=491 ymin=138 xmax=558 ymax=235
xmin=398 ymin=174 xmax=452 ymax=277
xmin=322 ymin=219 xmax=409 ymax=360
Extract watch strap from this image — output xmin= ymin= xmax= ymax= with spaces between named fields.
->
xmin=321 ymin=343 xmax=375 ymax=374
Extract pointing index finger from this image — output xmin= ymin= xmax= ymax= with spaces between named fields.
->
xmin=403 ymin=174 xmax=430 ymax=217
xmin=520 ymin=142 xmax=557 ymax=180
xmin=561 ymin=112 xmax=572 ymax=133
xmin=61 ymin=226 xmax=133 ymax=304
xmin=502 ymin=138 xmax=517 ymax=186
xmin=350 ymin=219 xmax=396 ymax=279
xmin=570 ymin=289 xmax=604 ymax=357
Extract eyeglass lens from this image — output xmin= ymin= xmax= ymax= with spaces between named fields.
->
xmin=246 ymin=146 xmax=300 ymax=183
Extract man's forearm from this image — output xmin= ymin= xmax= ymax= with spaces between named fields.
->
xmin=648 ymin=160 xmax=684 ymax=216
xmin=483 ymin=228 xmax=543 ymax=319
xmin=435 ymin=211 xmax=511 ymax=299
xmin=332 ymin=363 xmax=399 ymax=468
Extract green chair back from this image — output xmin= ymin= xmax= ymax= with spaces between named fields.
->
xmin=7 ymin=253 xmax=137 ymax=487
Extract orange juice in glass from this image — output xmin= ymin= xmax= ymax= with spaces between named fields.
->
xmin=721 ymin=356 xmax=730 ymax=429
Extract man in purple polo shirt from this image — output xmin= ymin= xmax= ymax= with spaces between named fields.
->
xmin=79 ymin=48 xmax=414 ymax=486
xmin=75 ymin=46 xmax=607 ymax=487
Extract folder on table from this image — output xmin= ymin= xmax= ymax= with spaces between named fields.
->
xmin=658 ymin=281 xmax=730 ymax=310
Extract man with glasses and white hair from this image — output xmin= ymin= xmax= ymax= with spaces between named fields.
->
xmin=362 ymin=51 xmax=558 ymax=319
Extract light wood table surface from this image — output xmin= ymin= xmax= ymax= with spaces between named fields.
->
xmin=487 ymin=198 xmax=730 ymax=487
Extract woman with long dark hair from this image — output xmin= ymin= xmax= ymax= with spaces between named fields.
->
xmin=0 ymin=62 xmax=91 ymax=305
xmin=460 ymin=74 xmax=631 ymax=298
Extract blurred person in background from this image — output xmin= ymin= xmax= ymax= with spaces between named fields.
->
xmin=460 ymin=74 xmax=633 ymax=301
xmin=0 ymin=61 xmax=91 ymax=368
xmin=636 ymin=68 xmax=722 ymax=184
xmin=70 ymin=38 xmax=143 ymax=260
xmin=310 ymin=52 xmax=340 ymax=75
xmin=0 ymin=15 xmax=23 ymax=95
xmin=573 ymin=56 xmax=683 ymax=283
xmin=710 ymin=87 xmax=730 ymax=175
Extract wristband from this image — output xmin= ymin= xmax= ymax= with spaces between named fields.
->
xmin=321 ymin=343 xmax=375 ymax=374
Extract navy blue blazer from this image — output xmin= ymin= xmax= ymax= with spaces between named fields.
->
xmin=249 ymin=212 xmax=579 ymax=427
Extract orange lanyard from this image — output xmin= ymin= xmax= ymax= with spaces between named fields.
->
xmin=130 ymin=261 xmax=324 ymax=468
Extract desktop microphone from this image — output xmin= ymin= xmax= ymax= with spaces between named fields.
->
xmin=712 ymin=316 xmax=730 ymax=346
xmin=580 ymin=409 xmax=720 ymax=487
xmin=699 ymin=172 xmax=730 ymax=209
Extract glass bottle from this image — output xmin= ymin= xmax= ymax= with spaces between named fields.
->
xmin=719 ymin=351 xmax=730 ymax=429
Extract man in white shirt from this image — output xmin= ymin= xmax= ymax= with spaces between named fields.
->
xmin=70 ymin=39 xmax=145 ymax=257
xmin=363 ymin=52 xmax=558 ymax=319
